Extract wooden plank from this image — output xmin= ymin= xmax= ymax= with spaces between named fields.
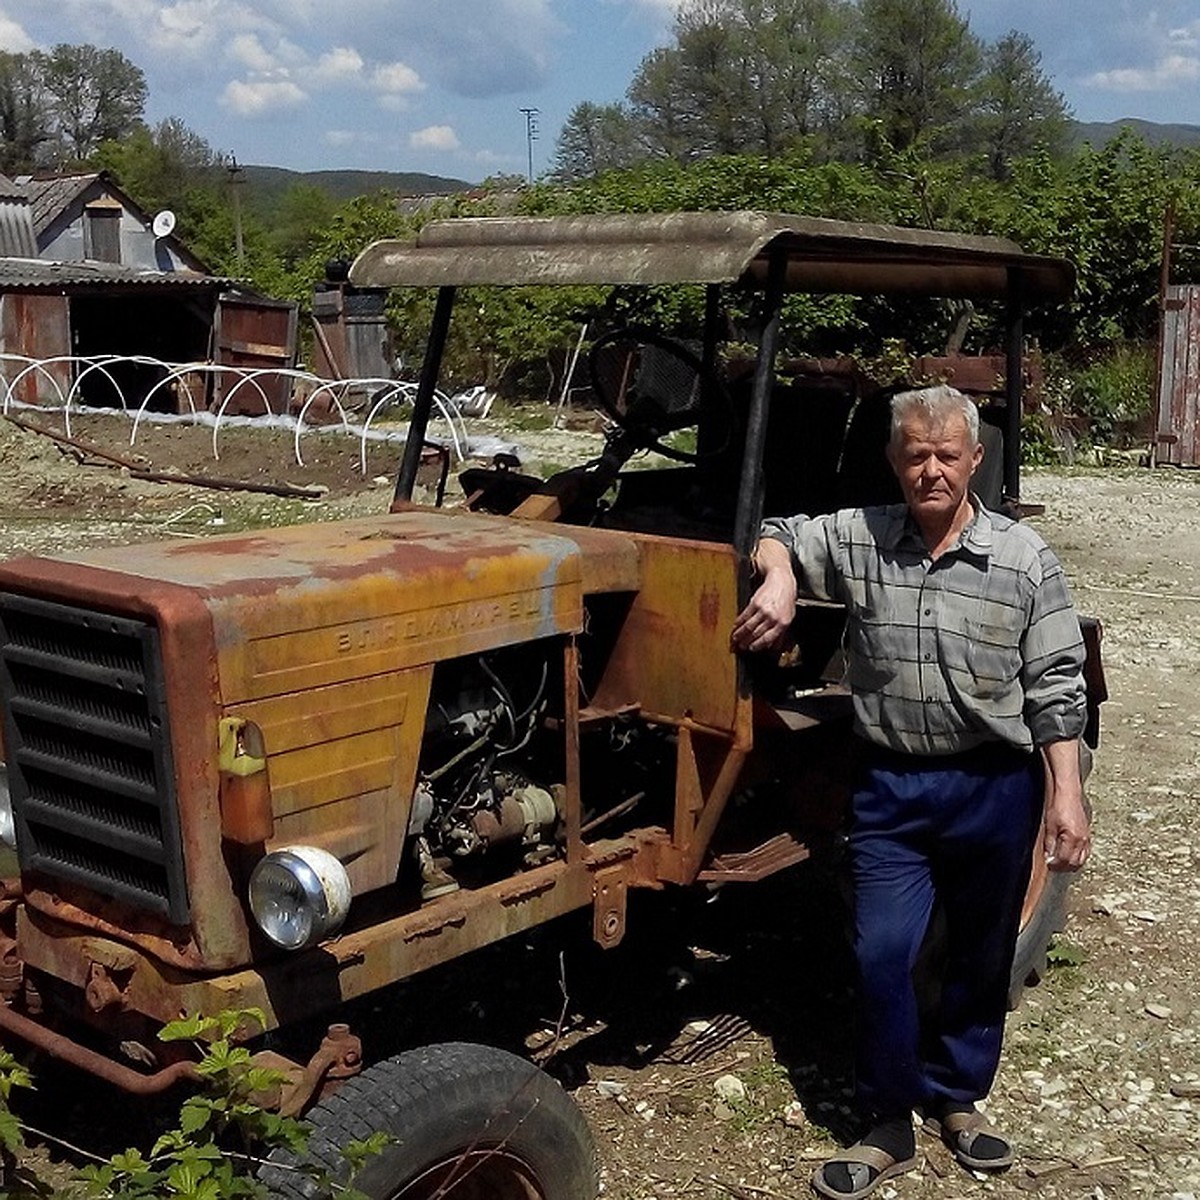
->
xmin=217 ymin=338 xmax=290 ymax=360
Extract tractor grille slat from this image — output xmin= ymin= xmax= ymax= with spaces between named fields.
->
xmin=24 ymin=827 xmax=173 ymax=911
xmin=0 ymin=594 xmax=189 ymax=924
xmin=18 ymin=719 xmax=158 ymax=793
xmin=7 ymin=663 xmax=155 ymax=740
xmin=22 ymin=767 xmax=163 ymax=843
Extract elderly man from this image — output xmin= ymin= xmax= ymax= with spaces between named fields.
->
xmin=731 ymin=385 xmax=1090 ymax=1199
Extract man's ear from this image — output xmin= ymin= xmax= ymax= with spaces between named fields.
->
xmin=970 ymin=438 xmax=984 ymax=475
xmin=885 ymin=440 xmax=898 ymax=475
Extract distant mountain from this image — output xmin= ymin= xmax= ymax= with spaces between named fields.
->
xmin=241 ymin=165 xmax=473 ymax=209
xmin=1071 ymin=117 xmax=1200 ymax=150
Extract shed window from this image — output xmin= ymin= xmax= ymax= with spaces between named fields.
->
xmin=84 ymin=203 xmax=122 ymax=263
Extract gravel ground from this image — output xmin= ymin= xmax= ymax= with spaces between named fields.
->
xmin=0 ymin=411 xmax=1196 ymax=1199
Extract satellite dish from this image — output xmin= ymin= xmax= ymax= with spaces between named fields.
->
xmin=152 ymin=209 xmax=176 ymax=238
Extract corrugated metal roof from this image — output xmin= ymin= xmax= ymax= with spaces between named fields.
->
xmin=0 ymin=206 xmax=38 ymax=257
xmin=0 ymin=173 xmax=27 ymax=202
xmin=0 ymin=258 xmax=231 ymax=291
xmin=351 ymin=210 xmax=1074 ymax=302
xmin=23 ymin=174 xmax=98 ymax=237
xmin=0 ymin=174 xmax=39 ymax=257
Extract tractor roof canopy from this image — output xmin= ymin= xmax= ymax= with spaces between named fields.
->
xmin=350 ymin=210 xmax=1073 ymax=302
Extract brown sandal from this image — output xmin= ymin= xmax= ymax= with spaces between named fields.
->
xmin=925 ymin=1109 xmax=1014 ymax=1171
xmin=811 ymin=1142 xmax=921 ymax=1199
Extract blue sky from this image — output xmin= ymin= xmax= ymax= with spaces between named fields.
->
xmin=1 ymin=1 xmax=1199 ymax=182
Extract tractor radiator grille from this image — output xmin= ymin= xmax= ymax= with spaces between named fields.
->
xmin=0 ymin=594 xmax=188 ymax=924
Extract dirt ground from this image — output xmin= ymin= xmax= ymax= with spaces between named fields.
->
xmin=0 ymin=409 xmax=1197 ymax=1199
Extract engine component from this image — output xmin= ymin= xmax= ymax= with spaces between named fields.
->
xmin=413 ymin=648 xmax=561 ymax=876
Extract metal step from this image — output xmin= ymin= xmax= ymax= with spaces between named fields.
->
xmin=698 ymin=831 xmax=810 ymax=883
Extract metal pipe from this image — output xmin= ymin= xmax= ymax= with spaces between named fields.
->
xmin=734 ymin=252 xmax=786 ymax=575
xmin=396 ymin=286 xmax=456 ymax=504
xmin=697 ymin=284 xmax=723 ymax=459
xmin=1004 ymin=268 xmax=1025 ymax=505
xmin=0 ymin=1003 xmax=201 ymax=1094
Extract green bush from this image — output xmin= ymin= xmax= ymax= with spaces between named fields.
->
xmin=0 ymin=1010 xmax=384 ymax=1199
xmin=1070 ymin=343 xmax=1156 ymax=447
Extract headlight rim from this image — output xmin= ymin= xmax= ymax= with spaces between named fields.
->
xmin=248 ymin=844 xmax=351 ymax=951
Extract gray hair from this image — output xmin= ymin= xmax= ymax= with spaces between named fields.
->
xmin=889 ymin=385 xmax=979 ymax=447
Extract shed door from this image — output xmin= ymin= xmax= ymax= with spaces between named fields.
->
xmin=1156 ymin=284 xmax=1200 ymax=466
xmin=0 ymin=294 xmax=71 ymax=405
xmin=212 ymin=293 xmax=298 ymax=415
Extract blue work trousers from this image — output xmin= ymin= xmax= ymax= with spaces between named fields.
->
xmin=849 ymin=743 xmax=1043 ymax=1121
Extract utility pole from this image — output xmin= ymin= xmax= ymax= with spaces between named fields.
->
xmin=519 ymin=107 xmax=539 ymax=185
xmin=226 ymin=155 xmax=245 ymax=271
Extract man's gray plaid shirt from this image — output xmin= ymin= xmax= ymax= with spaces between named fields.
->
xmin=760 ymin=499 xmax=1087 ymax=757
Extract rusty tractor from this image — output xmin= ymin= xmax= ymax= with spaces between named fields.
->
xmin=0 ymin=213 xmax=1104 ymax=1198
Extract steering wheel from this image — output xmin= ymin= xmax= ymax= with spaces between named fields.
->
xmin=587 ymin=327 xmax=733 ymax=463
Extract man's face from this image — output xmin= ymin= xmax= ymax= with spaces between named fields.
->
xmin=886 ymin=410 xmax=983 ymax=526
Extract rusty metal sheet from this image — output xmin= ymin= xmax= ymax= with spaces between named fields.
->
xmin=0 ymin=511 xmax=643 ymax=974
xmin=589 ymin=533 xmax=740 ymax=734
xmin=0 ymin=294 xmax=71 ymax=404
xmin=42 ymin=512 xmax=636 ymax=699
xmin=1157 ymin=284 xmax=1200 ymax=466
xmin=0 ymin=556 xmax=254 ymax=971
xmin=15 ymin=853 xmax=609 ymax=1030
xmin=351 ymin=211 xmax=1074 ymax=302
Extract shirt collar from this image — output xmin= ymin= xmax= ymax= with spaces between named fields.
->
xmin=883 ymin=494 xmax=994 ymax=559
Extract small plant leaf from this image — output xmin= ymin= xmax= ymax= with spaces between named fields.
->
xmin=1047 ymin=939 xmax=1086 ymax=967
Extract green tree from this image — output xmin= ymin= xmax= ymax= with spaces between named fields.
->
xmin=268 ymin=183 xmax=339 ymax=268
xmin=852 ymin=0 xmax=982 ymax=155
xmin=552 ymin=101 xmax=643 ymax=181
xmin=39 ymin=43 xmax=147 ymax=164
xmin=737 ymin=0 xmax=854 ymax=155
xmin=0 ymin=51 xmax=51 ymax=174
xmin=626 ymin=0 xmax=856 ymax=162
xmin=672 ymin=0 xmax=754 ymax=157
xmin=975 ymin=30 xmax=1070 ymax=181
xmin=93 ymin=117 xmax=220 ymax=214
xmin=627 ymin=47 xmax=693 ymax=164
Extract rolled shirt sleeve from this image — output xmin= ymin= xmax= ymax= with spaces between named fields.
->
xmin=760 ymin=513 xmax=845 ymax=604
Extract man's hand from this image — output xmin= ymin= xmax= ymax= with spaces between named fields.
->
xmin=1041 ymin=738 xmax=1091 ymax=872
xmin=731 ymin=539 xmax=797 ymax=653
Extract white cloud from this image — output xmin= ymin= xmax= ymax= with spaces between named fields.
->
xmin=1085 ymin=53 xmax=1200 ymax=92
xmin=0 ymin=12 xmax=33 ymax=52
xmin=314 ymin=46 xmax=364 ymax=82
xmin=229 ymin=32 xmax=277 ymax=71
xmin=53 ymin=0 xmax=281 ymax=58
xmin=373 ymin=61 xmax=423 ymax=94
xmin=410 ymin=124 xmax=459 ymax=151
xmin=29 ymin=0 xmax=568 ymax=101
xmin=157 ymin=0 xmax=217 ymax=44
xmin=221 ymin=77 xmax=307 ymax=115
xmin=312 ymin=0 xmax=564 ymax=98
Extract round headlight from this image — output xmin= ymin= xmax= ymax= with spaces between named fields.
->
xmin=248 ymin=846 xmax=351 ymax=950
